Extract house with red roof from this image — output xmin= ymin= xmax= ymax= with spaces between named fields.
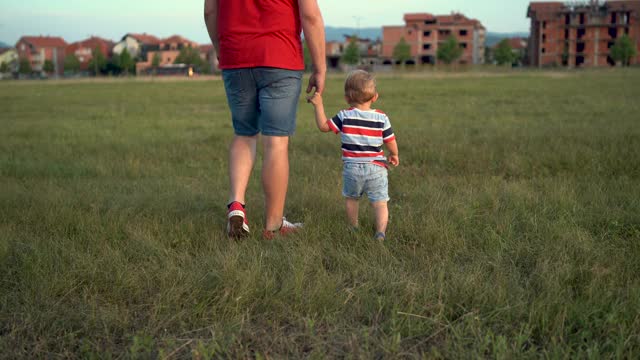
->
xmin=135 ymin=35 xmax=201 ymax=75
xmin=113 ymin=33 xmax=161 ymax=61
xmin=66 ymin=36 xmax=115 ymax=71
xmin=382 ymin=12 xmax=486 ymax=65
xmin=16 ymin=36 xmax=67 ymax=75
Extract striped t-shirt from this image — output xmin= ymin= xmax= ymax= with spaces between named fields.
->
xmin=328 ymin=108 xmax=396 ymax=163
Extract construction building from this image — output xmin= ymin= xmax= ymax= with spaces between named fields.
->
xmin=527 ymin=0 xmax=640 ymax=67
xmin=382 ymin=13 xmax=486 ymax=65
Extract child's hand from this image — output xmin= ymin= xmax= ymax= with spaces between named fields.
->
xmin=306 ymin=92 xmax=323 ymax=106
xmin=388 ymin=154 xmax=400 ymax=167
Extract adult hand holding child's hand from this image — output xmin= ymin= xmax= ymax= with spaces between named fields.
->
xmin=307 ymin=92 xmax=323 ymax=106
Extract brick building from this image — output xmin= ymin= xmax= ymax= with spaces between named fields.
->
xmin=382 ymin=13 xmax=486 ymax=65
xmin=16 ymin=36 xmax=67 ymax=75
xmin=66 ymin=36 xmax=115 ymax=71
xmin=135 ymin=35 xmax=199 ymax=74
xmin=527 ymin=1 xmax=640 ymax=67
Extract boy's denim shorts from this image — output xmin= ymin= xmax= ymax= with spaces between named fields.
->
xmin=343 ymin=162 xmax=390 ymax=203
xmin=222 ymin=67 xmax=303 ymax=137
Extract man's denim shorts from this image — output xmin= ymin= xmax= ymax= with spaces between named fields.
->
xmin=222 ymin=67 xmax=303 ymax=136
xmin=342 ymin=162 xmax=390 ymax=203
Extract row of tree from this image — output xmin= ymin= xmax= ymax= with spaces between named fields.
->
xmin=330 ymin=34 xmax=637 ymax=67
xmin=12 ymin=45 xmax=211 ymax=76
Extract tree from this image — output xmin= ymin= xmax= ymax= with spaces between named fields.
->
xmin=437 ymin=36 xmax=463 ymax=65
xmin=303 ymin=40 xmax=312 ymax=71
xmin=392 ymin=37 xmax=412 ymax=65
xmin=19 ymin=58 xmax=32 ymax=75
xmin=64 ymin=54 xmax=81 ymax=74
xmin=88 ymin=47 xmax=107 ymax=76
xmin=43 ymin=59 xmax=55 ymax=74
xmin=494 ymin=39 xmax=517 ymax=66
xmin=341 ymin=36 xmax=360 ymax=66
xmin=119 ymin=48 xmax=135 ymax=76
xmin=0 ymin=62 xmax=8 ymax=73
xmin=610 ymin=34 xmax=637 ymax=66
xmin=175 ymin=46 xmax=206 ymax=72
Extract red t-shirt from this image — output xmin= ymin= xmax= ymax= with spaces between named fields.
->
xmin=217 ymin=0 xmax=304 ymax=70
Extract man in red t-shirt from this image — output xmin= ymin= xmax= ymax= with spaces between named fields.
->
xmin=204 ymin=0 xmax=326 ymax=239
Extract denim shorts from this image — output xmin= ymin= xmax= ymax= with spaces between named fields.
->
xmin=222 ymin=67 xmax=303 ymax=136
xmin=343 ymin=162 xmax=390 ymax=203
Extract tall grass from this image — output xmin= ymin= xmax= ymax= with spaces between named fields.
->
xmin=1 ymin=70 xmax=639 ymax=358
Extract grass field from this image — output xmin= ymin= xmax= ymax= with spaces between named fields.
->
xmin=1 ymin=70 xmax=640 ymax=358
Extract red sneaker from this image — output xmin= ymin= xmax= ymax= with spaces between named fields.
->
xmin=262 ymin=217 xmax=303 ymax=240
xmin=227 ymin=202 xmax=249 ymax=238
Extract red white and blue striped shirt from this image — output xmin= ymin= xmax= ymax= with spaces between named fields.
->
xmin=328 ymin=108 xmax=396 ymax=164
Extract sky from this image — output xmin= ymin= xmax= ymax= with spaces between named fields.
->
xmin=0 ymin=0 xmax=535 ymax=45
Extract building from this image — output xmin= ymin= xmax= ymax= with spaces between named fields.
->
xmin=135 ymin=35 xmax=200 ymax=75
xmin=382 ymin=12 xmax=486 ymax=65
xmin=0 ymin=48 xmax=19 ymax=73
xmin=527 ymin=1 xmax=640 ymax=67
xmin=113 ymin=33 xmax=161 ymax=61
xmin=66 ymin=36 xmax=115 ymax=71
xmin=15 ymin=36 xmax=68 ymax=75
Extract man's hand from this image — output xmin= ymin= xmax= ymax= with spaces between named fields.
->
xmin=307 ymin=70 xmax=325 ymax=96
xmin=388 ymin=154 xmax=400 ymax=167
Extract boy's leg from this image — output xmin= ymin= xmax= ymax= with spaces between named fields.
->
xmin=371 ymin=201 xmax=389 ymax=235
xmin=346 ymin=198 xmax=360 ymax=228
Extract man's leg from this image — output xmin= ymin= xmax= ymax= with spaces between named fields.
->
xmin=262 ymin=136 xmax=289 ymax=231
xmin=228 ymin=135 xmax=258 ymax=205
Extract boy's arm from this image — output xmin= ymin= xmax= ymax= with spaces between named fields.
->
xmin=385 ymin=139 xmax=400 ymax=166
xmin=307 ymin=93 xmax=331 ymax=132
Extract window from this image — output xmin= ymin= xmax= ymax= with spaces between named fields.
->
xmin=542 ymin=48 xmax=546 ymax=53
xmin=423 ymin=31 xmax=431 ymax=37
xmin=565 ymin=14 xmax=571 ymax=25
xmin=21 ymin=44 xmax=25 ymax=51
xmin=459 ymin=29 xmax=468 ymax=36
xmin=460 ymin=43 xmax=468 ymax=49
xmin=424 ymin=20 xmax=436 ymax=25
xmin=579 ymin=13 xmax=585 ymax=25
xmin=423 ymin=44 xmax=432 ymax=50
xmin=542 ymin=34 xmax=547 ymax=42
xmin=542 ymin=21 xmax=547 ymax=29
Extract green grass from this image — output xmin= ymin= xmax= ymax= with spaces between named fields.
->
xmin=1 ymin=70 xmax=639 ymax=358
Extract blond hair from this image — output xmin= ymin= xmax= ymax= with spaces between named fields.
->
xmin=345 ymin=70 xmax=376 ymax=105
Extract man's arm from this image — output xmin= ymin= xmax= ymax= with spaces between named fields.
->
xmin=298 ymin=0 xmax=326 ymax=95
xmin=204 ymin=0 xmax=219 ymax=54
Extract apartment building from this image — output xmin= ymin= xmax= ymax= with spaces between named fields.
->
xmin=382 ymin=12 xmax=486 ymax=65
xmin=527 ymin=0 xmax=640 ymax=67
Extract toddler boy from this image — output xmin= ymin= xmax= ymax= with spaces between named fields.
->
xmin=307 ymin=70 xmax=399 ymax=241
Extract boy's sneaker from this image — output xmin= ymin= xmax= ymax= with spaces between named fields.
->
xmin=374 ymin=232 xmax=386 ymax=242
xmin=227 ymin=202 xmax=250 ymax=238
xmin=262 ymin=217 xmax=303 ymax=240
